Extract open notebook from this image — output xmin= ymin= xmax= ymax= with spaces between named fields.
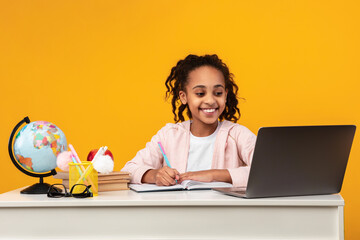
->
xmin=130 ymin=180 xmax=233 ymax=192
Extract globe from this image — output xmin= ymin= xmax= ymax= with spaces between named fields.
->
xmin=8 ymin=117 xmax=67 ymax=194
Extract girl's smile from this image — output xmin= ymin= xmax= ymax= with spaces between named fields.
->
xmin=199 ymin=107 xmax=218 ymax=116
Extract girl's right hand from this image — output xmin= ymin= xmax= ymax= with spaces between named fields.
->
xmin=154 ymin=166 xmax=180 ymax=186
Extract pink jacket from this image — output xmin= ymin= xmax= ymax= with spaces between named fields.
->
xmin=121 ymin=120 xmax=257 ymax=187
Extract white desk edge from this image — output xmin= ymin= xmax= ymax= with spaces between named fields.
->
xmin=0 ymin=186 xmax=344 ymax=207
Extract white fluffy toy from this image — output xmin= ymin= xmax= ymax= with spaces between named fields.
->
xmin=93 ymin=154 xmax=114 ymax=174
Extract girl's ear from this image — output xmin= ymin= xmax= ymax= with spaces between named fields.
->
xmin=179 ymin=90 xmax=187 ymax=105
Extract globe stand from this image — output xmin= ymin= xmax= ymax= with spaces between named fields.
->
xmin=20 ymin=177 xmax=61 ymax=194
xmin=8 ymin=116 xmax=60 ymax=194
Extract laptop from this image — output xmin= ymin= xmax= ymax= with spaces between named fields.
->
xmin=214 ymin=125 xmax=356 ymax=198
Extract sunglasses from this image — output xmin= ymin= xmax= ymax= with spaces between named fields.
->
xmin=47 ymin=184 xmax=93 ymax=198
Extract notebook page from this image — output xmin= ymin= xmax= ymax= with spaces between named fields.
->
xmin=183 ymin=180 xmax=233 ymax=190
xmin=129 ymin=183 xmax=184 ymax=192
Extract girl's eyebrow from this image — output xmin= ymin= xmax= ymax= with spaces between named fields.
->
xmin=192 ymin=84 xmax=225 ymax=90
xmin=192 ymin=85 xmax=206 ymax=90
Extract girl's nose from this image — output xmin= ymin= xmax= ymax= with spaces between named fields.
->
xmin=204 ymin=94 xmax=216 ymax=105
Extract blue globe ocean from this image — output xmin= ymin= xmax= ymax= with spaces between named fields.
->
xmin=13 ymin=121 xmax=67 ymax=173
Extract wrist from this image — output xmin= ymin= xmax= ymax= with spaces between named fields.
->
xmin=141 ymin=169 xmax=158 ymax=183
xmin=211 ymin=169 xmax=232 ymax=183
xmin=209 ymin=169 xmax=217 ymax=182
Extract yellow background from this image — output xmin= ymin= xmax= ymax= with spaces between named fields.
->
xmin=0 ymin=0 xmax=359 ymax=238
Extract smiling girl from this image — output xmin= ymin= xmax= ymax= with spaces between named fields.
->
xmin=121 ymin=54 xmax=256 ymax=187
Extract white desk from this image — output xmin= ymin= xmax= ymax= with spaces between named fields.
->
xmin=0 ymin=187 xmax=344 ymax=240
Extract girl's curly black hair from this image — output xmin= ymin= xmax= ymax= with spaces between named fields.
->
xmin=165 ymin=54 xmax=241 ymax=123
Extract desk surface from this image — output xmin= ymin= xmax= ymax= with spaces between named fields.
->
xmin=0 ymin=187 xmax=345 ymax=240
xmin=0 ymin=186 xmax=344 ymax=208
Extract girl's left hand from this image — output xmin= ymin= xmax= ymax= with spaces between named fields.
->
xmin=179 ymin=170 xmax=214 ymax=183
xmin=179 ymin=169 xmax=232 ymax=184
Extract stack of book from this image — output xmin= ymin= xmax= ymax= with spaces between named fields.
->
xmin=53 ymin=171 xmax=130 ymax=191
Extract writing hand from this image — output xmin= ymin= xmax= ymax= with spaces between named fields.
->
xmin=155 ymin=166 xmax=180 ymax=186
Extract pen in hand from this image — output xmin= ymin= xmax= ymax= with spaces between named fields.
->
xmin=158 ymin=141 xmax=179 ymax=184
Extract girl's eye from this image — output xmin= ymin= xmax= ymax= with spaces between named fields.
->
xmin=195 ymin=92 xmax=205 ymax=96
xmin=215 ymin=92 xmax=223 ymax=96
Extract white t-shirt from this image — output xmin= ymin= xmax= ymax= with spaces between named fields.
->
xmin=186 ymin=122 xmax=222 ymax=172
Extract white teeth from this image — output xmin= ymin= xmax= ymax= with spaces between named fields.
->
xmin=203 ymin=109 xmax=215 ymax=113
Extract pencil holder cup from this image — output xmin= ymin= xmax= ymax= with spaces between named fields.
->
xmin=69 ymin=162 xmax=98 ymax=196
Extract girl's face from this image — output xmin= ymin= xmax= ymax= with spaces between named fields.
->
xmin=179 ymin=66 xmax=228 ymax=127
